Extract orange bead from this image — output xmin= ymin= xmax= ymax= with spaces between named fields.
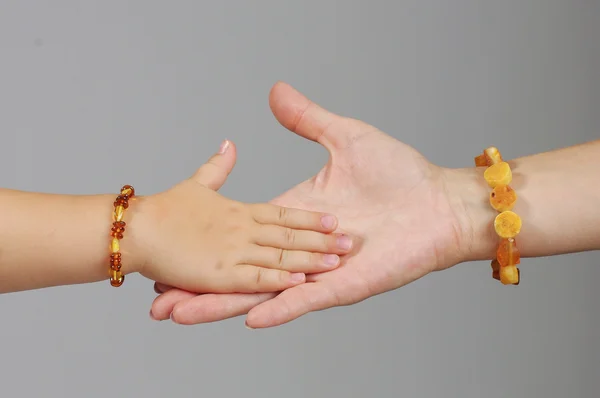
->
xmin=490 ymin=185 xmax=517 ymax=212
xmin=491 ymin=259 xmax=501 ymax=281
xmin=121 ymin=185 xmax=135 ymax=197
xmin=491 ymin=258 xmax=500 ymax=272
xmin=494 ymin=211 xmax=522 ymax=238
xmin=474 ymin=154 xmax=488 ymax=167
xmin=110 ymin=269 xmax=124 ymax=286
xmin=496 ymin=238 xmax=521 ymax=267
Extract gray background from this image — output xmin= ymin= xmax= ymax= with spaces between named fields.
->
xmin=0 ymin=1 xmax=598 ymax=397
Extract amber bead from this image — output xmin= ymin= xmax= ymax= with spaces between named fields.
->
xmin=491 ymin=258 xmax=500 ymax=272
xmin=490 ymin=259 xmax=501 ymax=281
xmin=114 ymin=205 xmax=125 ymax=222
xmin=483 ymin=147 xmax=503 ymax=165
xmin=500 ymin=265 xmax=519 ymax=285
xmin=111 ymin=237 xmax=120 ymax=253
xmin=496 ymin=238 xmax=521 ymax=267
xmin=121 ymin=185 xmax=135 ymax=197
xmin=110 ymin=221 xmax=126 ymax=239
xmin=474 ymin=154 xmax=488 ymax=167
xmin=484 ymin=161 xmax=512 ymax=188
xmin=109 ymin=252 xmax=121 ymax=270
xmin=114 ymin=195 xmax=129 ymax=209
xmin=494 ymin=211 xmax=522 ymax=238
xmin=490 ymin=185 xmax=517 ymax=212
xmin=110 ymin=271 xmax=124 ymax=287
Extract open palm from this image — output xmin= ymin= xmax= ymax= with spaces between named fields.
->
xmin=150 ymin=82 xmax=468 ymax=328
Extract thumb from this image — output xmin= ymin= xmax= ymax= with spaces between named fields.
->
xmin=268 ymin=81 xmax=354 ymax=151
xmin=190 ymin=140 xmax=237 ymax=190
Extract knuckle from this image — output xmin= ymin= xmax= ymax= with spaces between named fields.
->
xmin=255 ymin=268 xmax=263 ymax=286
xmin=279 ymin=271 xmax=289 ymax=283
xmin=284 ymin=228 xmax=295 ymax=245
xmin=278 ymin=206 xmax=289 ymax=224
xmin=277 ymin=249 xmax=286 ymax=268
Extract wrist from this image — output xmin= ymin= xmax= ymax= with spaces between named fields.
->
xmin=117 ymin=194 xmax=154 ymax=275
xmin=441 ymin=167 xmax=499 ymax=263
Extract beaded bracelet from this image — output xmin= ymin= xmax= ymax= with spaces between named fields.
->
xmin=474 ymin=148 xmax=521 ymax=285
xmin=109 ymin=185 xmax=135 ymax=287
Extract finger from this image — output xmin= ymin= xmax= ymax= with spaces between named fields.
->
xmin=245 ymin=282 xmax=338 ymax=328
xmin=241 ymin=245 xmax=340 ymax=273
xmin=153 ymin=282 xmax=173 ymax=294
xmin=150 ymin=289 xmax=198 ymax=320
xmin=253 ymin=225 xmax=354 ymax=254
xmin=230 ymin=265 xmax=306 ymax=293
xmin=190 ymin=139 xmax=237 ymax=190
xmin=250 ymin=203 xmax=338 ymax=232
xmin=269 ymin=81 xmax=355 ymax=150
xmin=170 ymin=292 xmax=276 ymax=325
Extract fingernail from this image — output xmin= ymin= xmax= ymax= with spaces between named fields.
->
xmin=336 ymin=235 xmax=353 ymax=251
xmin=290 ymin=272 xmax=305 ymax=283
xmin=323 ymin=254 xmax=340 ymax=267
xmin=218 ymin=139 xmax=230 ymax=154
xmin=320 ymin=215 xmax=336 ymax=229
xmin=245 ymin=322 xmax=254 ymax=330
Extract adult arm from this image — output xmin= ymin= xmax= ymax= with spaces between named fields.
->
xmin=453 ymin=139 xmax=600 ymax=262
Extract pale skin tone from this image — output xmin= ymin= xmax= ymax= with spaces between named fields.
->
xmin=150 ymin=82 xmax=600 ymax=328
xmin=0 ymin=141 xmax=355 ymax=294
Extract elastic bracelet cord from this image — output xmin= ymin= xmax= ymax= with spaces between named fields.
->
xmin=475 ymin=148 xmax=521 ymax=285
xmin=109 ymin=185 xmax=135 ymax=287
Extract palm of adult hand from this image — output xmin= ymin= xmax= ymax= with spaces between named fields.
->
xmin=150 ymin=82 xmax=464 ymax=328
xmin=255 ymin=124 xmax=463 ymax=327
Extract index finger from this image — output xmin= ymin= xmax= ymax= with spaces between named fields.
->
xmin=250 ymin=203 xmax=338 ymax=232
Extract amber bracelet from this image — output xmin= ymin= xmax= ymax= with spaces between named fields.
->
xmin=474 ymin=148 xmax=521 ymax=285
xmin=108 ymin=185 xmax=135 ymax=287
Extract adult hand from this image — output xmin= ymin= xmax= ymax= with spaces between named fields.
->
xmin=150 ymin=82 xmax=481 ymax=328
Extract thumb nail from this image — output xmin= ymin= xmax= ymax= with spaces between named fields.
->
xmin=218 ymin=140 xmax=230 ymax=154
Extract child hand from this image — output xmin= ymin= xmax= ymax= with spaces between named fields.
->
xmin=130 ymin=141 xmax=353 ymax=293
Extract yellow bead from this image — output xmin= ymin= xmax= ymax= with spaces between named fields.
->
xmin=484 ymin=162 xmax=512 ymax=188
xmin=121 ymin=187 xmax=133 ymax=196
xmin=114 ymin=205 xmax=125 ymax=222
xmin=500 ymin=265 xmax=519 ymax=285
xmin=494 ymin=211 xmax=522 ymax=238
xmin=111 ymin=237 xmax=120 ymax=253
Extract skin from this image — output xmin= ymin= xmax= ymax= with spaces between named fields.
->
xmin=150 ymin=82 xmax=600 ymax=328
xmin=0 ymin=140 xmax=355 ymax=294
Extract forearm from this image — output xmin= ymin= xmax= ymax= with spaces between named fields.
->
xmin=452 ymin=139 xmax=600 ymax=261
xmin=0 ymin=190 xmax=146 ymax=293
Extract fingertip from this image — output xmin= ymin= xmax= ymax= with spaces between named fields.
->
xmin=322 ymin=254 xmax=340 ymax=269
xmin=290 ymin=272 xmax=306 ymax=285
xmin=320 ymin=214 xmax=338 ymax=231
xmin=217 ymin=139 xmax=237 ymax=157
xmin=335 ymin=233 xmax=354 ymax=252
xmin=218 ymin=139 xmax=230 ymax=154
